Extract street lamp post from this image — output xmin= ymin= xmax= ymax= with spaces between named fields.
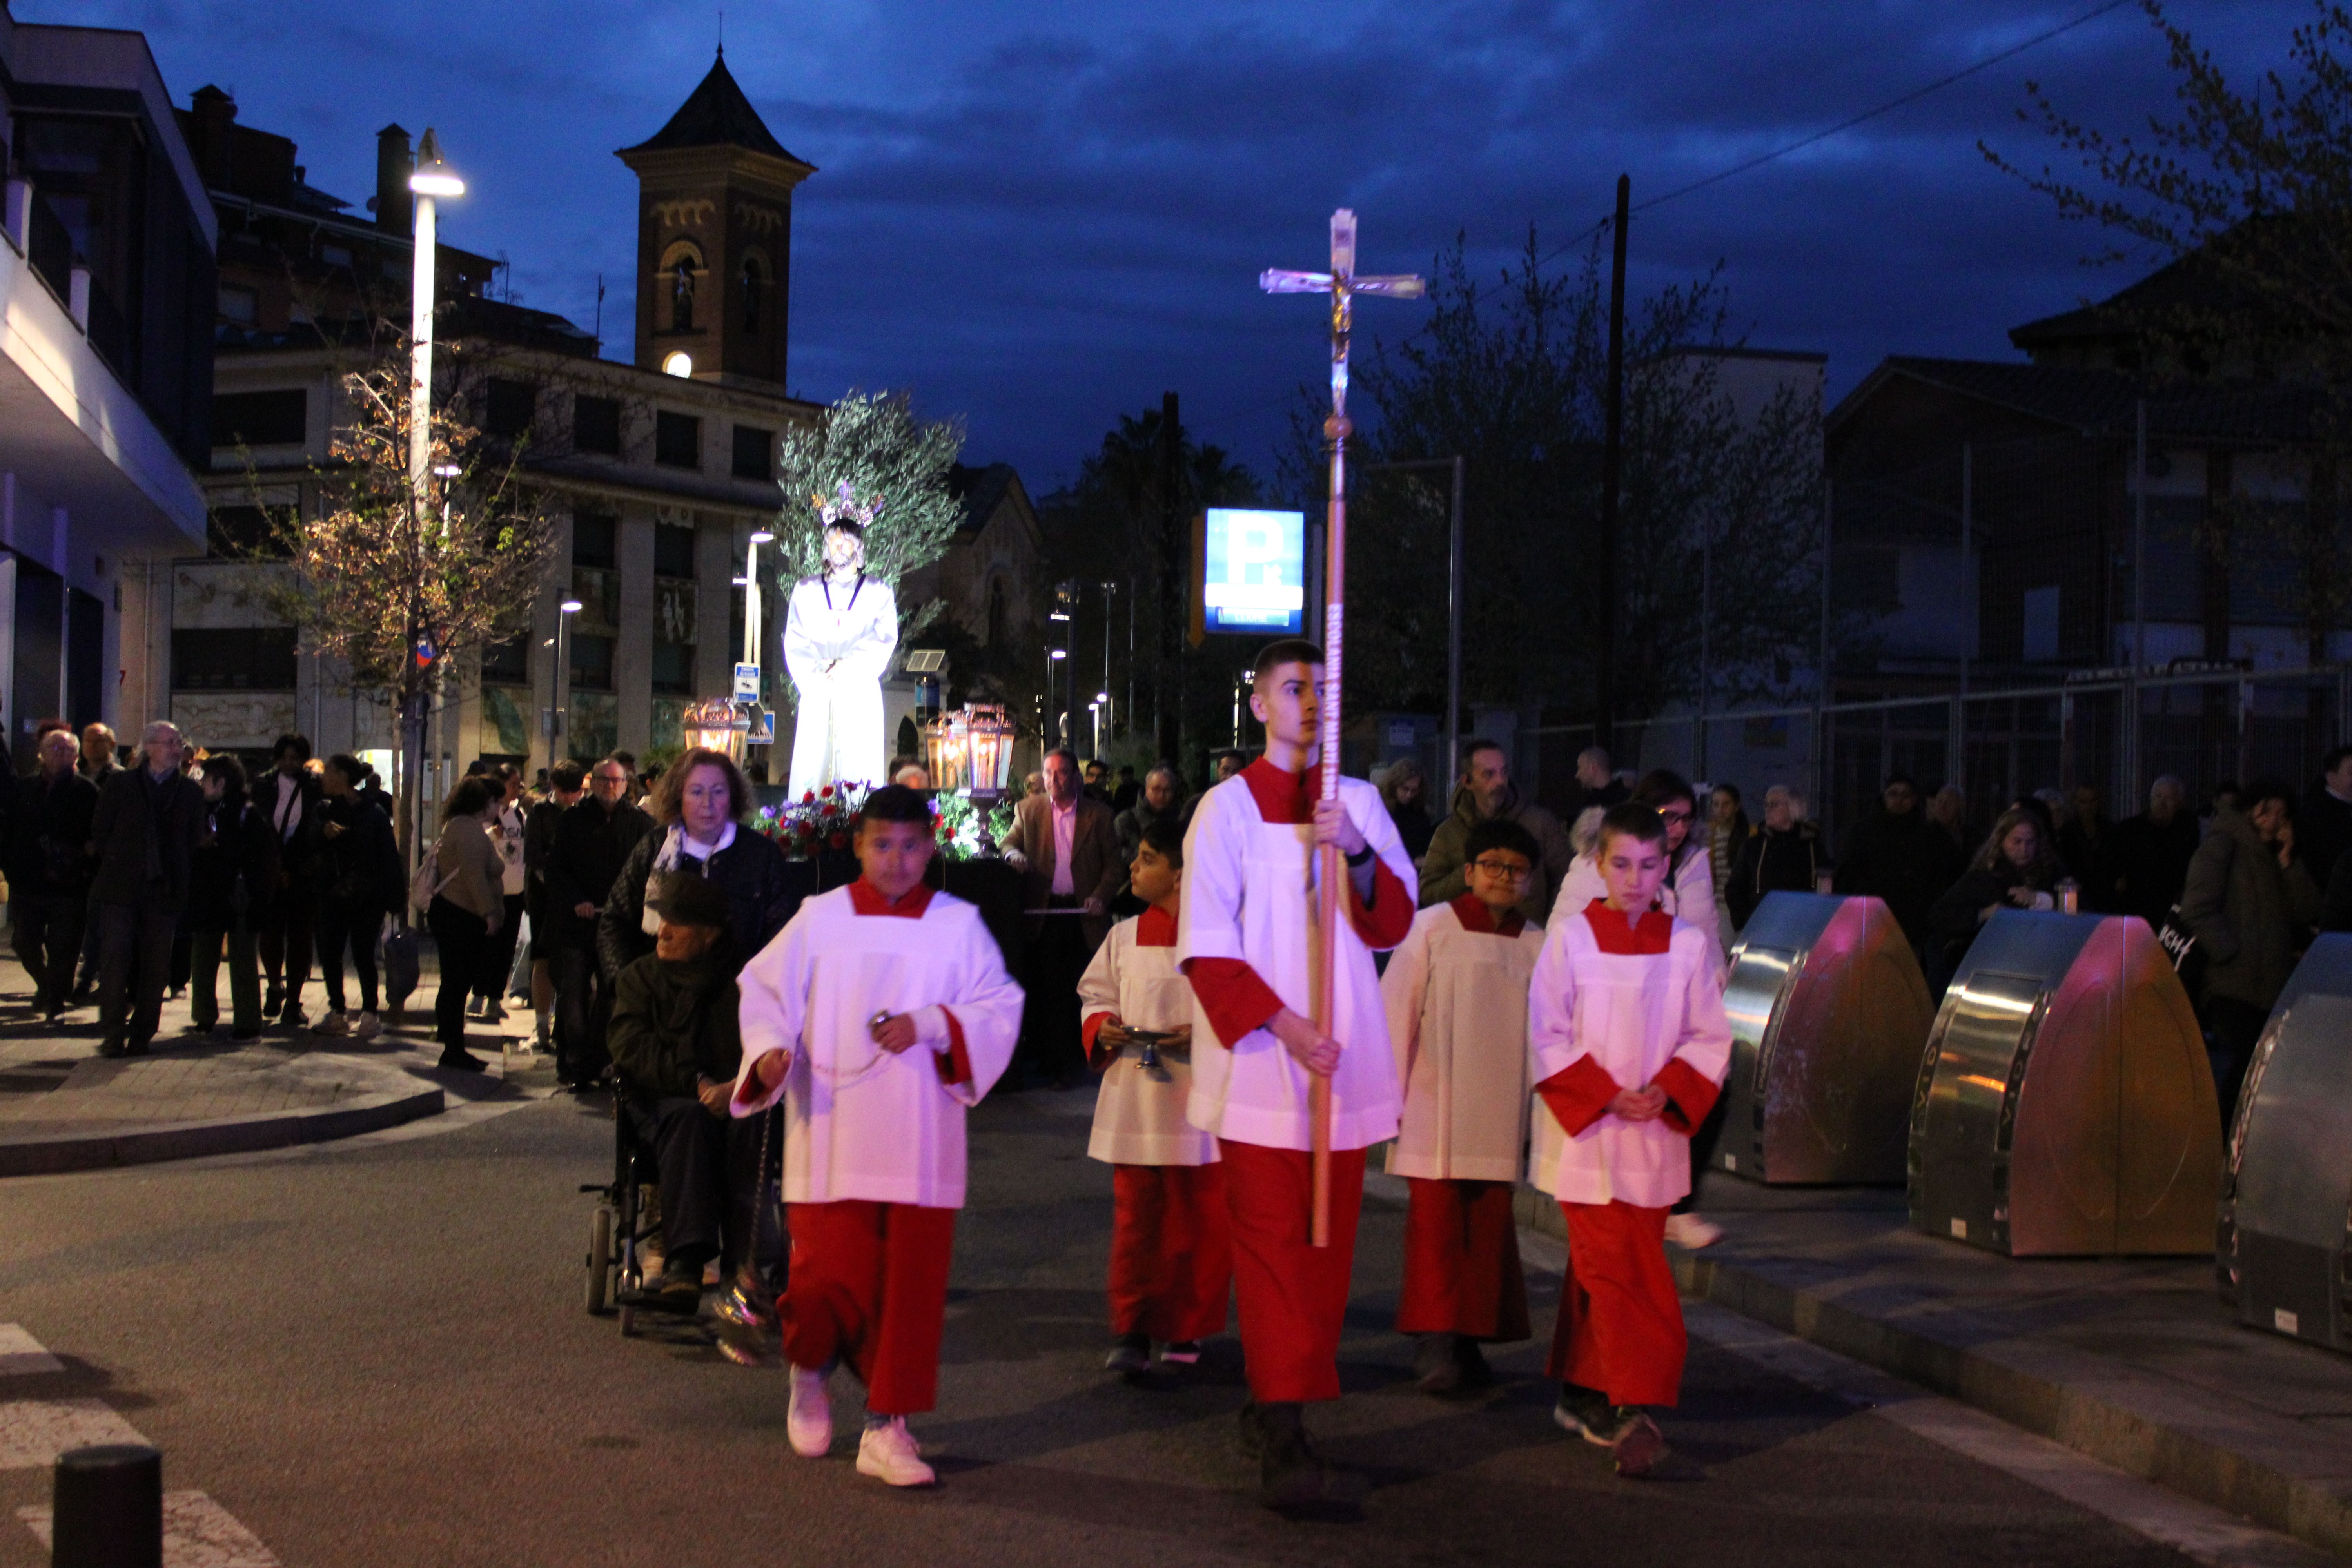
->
xmin=403 ymin=129 xmax=462 ymax=882
xmin=554 ymin=597 xmax=583 ymax=760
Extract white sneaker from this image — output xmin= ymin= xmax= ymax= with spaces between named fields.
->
xmin=353 ymin=1011 xmax=383 ymax=1040
xmin=1663 ymin=1212 xmax=1723 ymax=1249
xmin=786 ymin=1365 xmax=832 ymax=1458
xmin=312 ymin=1011 xmax=351 ymax=1038
xmin=855 ymin=1418 xmax=935 ymax=1487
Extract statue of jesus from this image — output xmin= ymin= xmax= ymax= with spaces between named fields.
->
xmin=782 ymin=502 xmax=897 ymax=797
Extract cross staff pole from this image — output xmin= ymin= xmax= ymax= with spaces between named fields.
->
xmin=1262 ymin=209 xmax=1423 ymax=1247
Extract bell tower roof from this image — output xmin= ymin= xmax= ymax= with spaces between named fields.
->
xmin=621 ymin=49 xmax=803 ymax=165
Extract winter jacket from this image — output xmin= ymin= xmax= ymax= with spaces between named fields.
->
xmin=596 ymin=824 xmax=796 ymax=980
xmin=1836 ymin=807 xmax=1962 ymax=946
xmin=542 ymin=798 xmax=654 ymax=953
xmin=5 ymin=769 xmax=98 ymax=899
xmin=187 ymin=800 xmax=281 ymax=933
xmin=315 ymin=795 xmax=401 ymax=912
xmin=1417 ymin=781 xmax=1575 ymax=922
xmin=2179 ymin=804 xmax=2323 ymax=1013
xmin=2107 ymin=810 xmax=2201 ymax=929
xmin=88 ymin=766 xmax=205 ymax=907
xmin=1927 ymin=862 xmax=2057 ymax=980
xmin=607 ymin=951 xmax=742 ymax=1102
xmin=1726 ymin=822 xmax=1824 ymax=929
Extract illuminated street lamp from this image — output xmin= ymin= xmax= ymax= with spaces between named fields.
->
xmin=405 ymin=129 xmax=463 ymax=528
xmin=553 ymin=596 xmax=582 ymax=757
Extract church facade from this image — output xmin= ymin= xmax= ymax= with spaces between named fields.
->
xmin=126 ymin=54 xmax=837 ymax=787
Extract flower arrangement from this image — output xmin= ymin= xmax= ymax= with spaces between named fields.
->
xmin=754 ymin=782 xmax=868 ymax=860
xmin=753 ymin=781 xmax=1013 ymax=863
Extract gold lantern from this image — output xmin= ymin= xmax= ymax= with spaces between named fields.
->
xmin=922 ymin=703 xmax=1016 ymax=797
xmin=684 ymin=697 xmax=750 ymax=763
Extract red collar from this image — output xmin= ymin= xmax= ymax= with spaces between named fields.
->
xmin=848 ymin=878 xmax=935 ymax=918
xmin=1581 ymin=898 xmax=1672 ymax=955
xmin=1136 ymin=904 xmax=1178 ymax=947
xmin=1240 ymin=758 xmax=1316 ymax=824
xmin=1450 ymin=893 xmax=1526 ymax=939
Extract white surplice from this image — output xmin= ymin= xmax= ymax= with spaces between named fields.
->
xmin=782 ymin=572 xmax=897 ymax=797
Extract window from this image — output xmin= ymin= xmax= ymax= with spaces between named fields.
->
xmin=572 ymin=510 xmax=618 ymax=569
xmin=217 ymin=284 xmax=258 ymax=325
xmin=740 ymin=253 xmax=766 ymax=335
xmin=654 ymin=522 xmax=696 ymax=580
xmin=573 ymin=394 xmax=622 ymax=456
xmin=652 ymin=640 xmax=695 ymax=695
xmin=732 ymin=425 xmax=774 ymax=481
xmin=484 ymin=378 xmax=537 ymax=439
xmin=207 ymin=504 xmax=295 ymax=559
xmin=570 ymin=633 xmax=615 ymax=692
xmin=319 ymin=243 xmax=352 ymax=269
xmin=212 ymin=389 xmax=307 ymax=447
xmin=655 ymin=411 xmax=701 ymax=470
xmin=480 ymin=635 xmax=529 ymax=686
xmin=172 ymin=628 xmax=298 ymax=691
xmin=2022 ymin=585 xmax=2062 ymax=663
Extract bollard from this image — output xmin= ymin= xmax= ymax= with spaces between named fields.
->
xmin=52 ymin=1444 xmax=161 ymax=1568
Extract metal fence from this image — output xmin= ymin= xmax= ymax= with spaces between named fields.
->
xmin=1532 ymin=664 xmax=2352 ymax=848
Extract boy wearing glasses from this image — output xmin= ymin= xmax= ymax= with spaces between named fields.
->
xmin=1079 ymin=816 xmax=1232 ymax=1377
xmin=731 ymin=786 xmax=1025 ymax=1488
xmin=1381 ymin=817 xmax=1548 ymax=1394
xmin=1526 ymin=802 xmax=1733 ymax=1477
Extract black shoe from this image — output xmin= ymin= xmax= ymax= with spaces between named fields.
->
xmin=230 ymin=1027 xmax=260 ymax=1042
xmin=1254 ymin=1403 xmax=1325 ymax=1510
xmin=649 ymin=1267 xmax=704 ymax=1311
xmin=279 ymin=1002 xmax=308 ymax=1029
xmin=263 ymin=986 xmax=284 ymax=1020
xmin=1236 ymin=1401 xmax=1271 ymax=1460
xmin=437 ymin=1045 xmax=486 ymax=1073
xmin=1104 ymin=1334 xmax=1151 ymax=1374
xmin=123 ymin=1040 xmax=149 ymax=1057
xmin=97 ymin=1039 xmax=127 ymax=1060
xmin=1454 ymin=1337 xmax=1494 ymax=1389
xmin=1413 ymin=1333 xmax=1461 ymax=1394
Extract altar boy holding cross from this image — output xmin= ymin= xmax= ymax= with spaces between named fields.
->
xmin=731 ymin=784 xmax=1024 ymax=1489
xmin=1178 ymin=638 xmax=1417 ymax=1509
xmin=1526 ymin=800 xmax=1732 ymax=1477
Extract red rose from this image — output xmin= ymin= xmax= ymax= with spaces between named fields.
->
xmin=829 ymin=831 xmax=846 ymax=848
xmin=820 ymin=784 xmax=834 ymax=799
xmin=801 ymin=790 xmax=815 ymax=804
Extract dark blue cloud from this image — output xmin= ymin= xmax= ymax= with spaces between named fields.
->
xmin=33 ymin=0 xmax=2312 ymax=489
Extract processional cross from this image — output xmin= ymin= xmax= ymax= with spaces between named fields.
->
xmin=1261 ymin=210 xmax=1423 ymax=1246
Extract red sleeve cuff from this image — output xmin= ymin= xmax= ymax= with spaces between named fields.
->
xmin=1346 ymin=857 xmax=1416 ymax=949
xmin=933 ymin=1009 xmax=973 ymax=1087
xmin=1655 ymin=1057 xmax=1719 ymax=1137
xmin=1183 ymin=957 xmax=1283 ymax=1048
xmin=1536 ymin=1056 xmax=1622 ymax=1136
xmin=1082 ymin=1011 xmax=1116 ymax=1069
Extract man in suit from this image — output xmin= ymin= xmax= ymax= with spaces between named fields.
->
xmin=543 ymin=755 xmax=654 ymax=1087
xmin=89 ymin=720 xmax=206 ymax=1057
xmin=256 ymin=733 xmax=324 ymax=1026
xmin=1001 ymin=746 xmax=1123 ymax=1088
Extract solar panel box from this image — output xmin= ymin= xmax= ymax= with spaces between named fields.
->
xmin=2218 ymin=935 xmax=2352 ymax=1350
xmin=1715 ymin=893 xmax=1932 ymax=1185
xmin=1908 ymin=910 xmax=2218 ymax=1257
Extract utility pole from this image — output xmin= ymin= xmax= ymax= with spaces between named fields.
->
xmin=1156 ymin=391 xmax=1183 ymax=769
xmin=1595 ymin=174 xmax=1629 ymax=752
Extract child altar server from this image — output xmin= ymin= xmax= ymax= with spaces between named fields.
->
xmin=731 ymin=785 xmax=1024 ymax=1488
xmin=1381 ymin=816 xmax=1546 ymax=1393
xmin=1526 ymin=800 xmax=1732 ymax=1477
xmin=1177 ymin=638 xmax=1417 ymax=1509
xmin=1078 ymin=816 xmax=1231 ymax=1374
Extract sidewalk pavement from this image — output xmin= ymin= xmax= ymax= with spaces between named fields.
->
xmin=1503 ymin=1171 xmax=2352 ymax=1560
xmin=0 ymin=950 xmax=550 ymax=1177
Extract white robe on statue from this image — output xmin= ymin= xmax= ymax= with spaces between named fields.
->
xmin=783 ymin=572 xmax=897 ymax=797
xmin=730 ymin=882 xmax=1022 ymax=1208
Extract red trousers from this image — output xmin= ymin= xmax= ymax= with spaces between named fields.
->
xmin=1109 ymin=1163 xmax=1233 ymax=1343
xmin=1545 ymin=1200 xmax=1685 ymax=1408
xmin=781 ymin=1201 xmax=956 ymax=1416
xmin=1220 ymin=1140 xmax=1366 ymax=1403
xmin=1396 ymin=1177 xmax=1530 ymax=1341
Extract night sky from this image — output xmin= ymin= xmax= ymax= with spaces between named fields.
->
xmin=33 ymin=0 xmax=2313 ymax=490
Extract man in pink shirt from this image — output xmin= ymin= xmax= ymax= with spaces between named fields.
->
xmin=1004 ymin=748 xmax=1123 ymax=1089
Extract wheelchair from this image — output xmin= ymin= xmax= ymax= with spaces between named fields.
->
xmin=582 ymin=1085 xmax=785 ymax=1340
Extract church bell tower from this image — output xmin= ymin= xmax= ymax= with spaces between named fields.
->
xmin=617 ymin=50 xmax=814 ymax=388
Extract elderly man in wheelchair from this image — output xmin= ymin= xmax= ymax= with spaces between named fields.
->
xmin=606 ymin=870 xmax=766 ymax=1310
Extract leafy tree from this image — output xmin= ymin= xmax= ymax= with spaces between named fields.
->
xmin=232 ymin=355 xmax=559 ymax=866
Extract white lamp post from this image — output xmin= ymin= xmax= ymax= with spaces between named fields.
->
xmin=554 ymin=597 xmax=583 ymax=759
xmin=405 ymin=129 xmax=464 ymax=526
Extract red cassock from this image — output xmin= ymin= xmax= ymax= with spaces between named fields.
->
xmin=1178 ymin=760 xmax=1417 ymax=1403
xmin=1528 ymin=902 xmax=1732 ymax=1408
xmin=1079 ymin=904 xmax=1232 ymax=1343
